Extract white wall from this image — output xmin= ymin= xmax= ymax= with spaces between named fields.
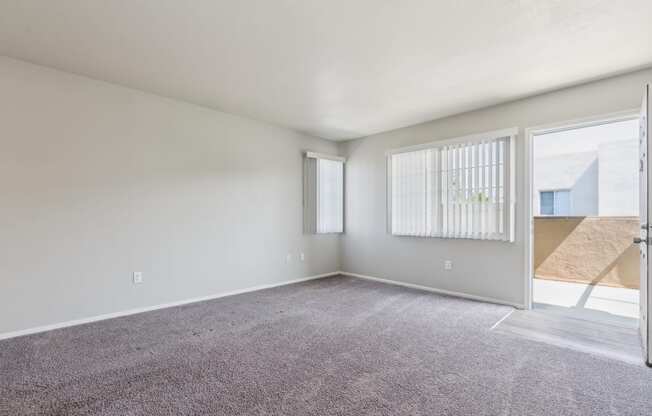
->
xmin=599 ymin=140 xmax=639 ymax=216
xmin=339 ymin=68 xmax=652 ymax=307
xmin=0 ymin=57 xmax=340 ymax=335
xmin=572 ymin=157 xmax=599 ymax=216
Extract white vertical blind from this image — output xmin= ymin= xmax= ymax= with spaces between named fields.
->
xmin=304 ymin=152 xmax=344 ymax=234
xmin=388 ymin=129 xmax=515 ymax=241
xmin=317 ymin=158 xmax=344 ymax=233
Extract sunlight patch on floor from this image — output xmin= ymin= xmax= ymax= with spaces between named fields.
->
xmin=533 ymin=278 xmax=639 ymax=319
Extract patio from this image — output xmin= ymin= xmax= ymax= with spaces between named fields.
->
xmin=533 ymin=278 xmax=639 ymax=319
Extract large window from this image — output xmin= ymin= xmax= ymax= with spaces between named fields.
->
xmin=304 ymin=152 xmax=344 ymax=234
xmin=539 ymin=190 xmax=570 ymax=216
xmin=387 ymin=128 xmax=516 ymax=241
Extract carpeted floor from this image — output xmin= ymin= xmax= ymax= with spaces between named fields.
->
xmin=2 ymin=275 xmax=652 ymax=415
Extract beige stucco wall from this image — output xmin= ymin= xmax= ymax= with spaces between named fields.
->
xmin=534 ymin=216 xmax=639 ymax=289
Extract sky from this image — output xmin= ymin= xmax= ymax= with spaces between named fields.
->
xmin=534 ymin=119 xmax=639 ymax=158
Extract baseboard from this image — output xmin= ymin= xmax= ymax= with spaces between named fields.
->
xmin=340 ymin=271 xmax=525 ymax=309
xmin=0 ymin=270 xmax=523 ymax=341
xmin=0 ymin=271 xmax=340 ymax=341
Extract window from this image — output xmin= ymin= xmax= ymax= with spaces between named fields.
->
xmin=387 ymin=128 xmax=516 ymax=241
xmin=304 ymin=152 xmax=344 ymax=234
xmin=539 ymin=190 xmax=570 ymax=216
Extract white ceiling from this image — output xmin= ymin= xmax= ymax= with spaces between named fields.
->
xmin=1 ymin=1 xmax=651 ymax=140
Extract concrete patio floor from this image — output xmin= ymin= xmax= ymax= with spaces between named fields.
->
xmin=533 ymin=278 xmax=639 ymax=319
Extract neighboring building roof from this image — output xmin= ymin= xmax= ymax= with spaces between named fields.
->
xmin=534 ymin=151 xmax=597 ymax=191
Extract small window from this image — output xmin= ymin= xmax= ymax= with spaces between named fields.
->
xmin=540 ymin=190 xmax=570 ymax=216
xmin=304 ymin=152 xmax=345 ymax=234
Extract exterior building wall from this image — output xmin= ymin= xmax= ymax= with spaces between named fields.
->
xmin=534 ymin=152 xmax=598 ymax=215
xmin=534 ymin=138 xmax=638 ymax=216
xmin=598 ymin=139 xmax=638 ymax=216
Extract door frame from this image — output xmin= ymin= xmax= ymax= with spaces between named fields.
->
xmin=523 ymin=109 xmax=640 ymax=310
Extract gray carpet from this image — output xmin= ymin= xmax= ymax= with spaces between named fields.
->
xmin=1 ymin=275 xmax=652 ymax=415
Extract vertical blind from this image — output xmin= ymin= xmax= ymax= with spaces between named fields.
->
xmin=304 ymin=152 xmax=344 ymax=234
xmin=387 ymin=129 xmax=515 ymax=241
xmin=317 ymin=158 xmax=344 ymax=233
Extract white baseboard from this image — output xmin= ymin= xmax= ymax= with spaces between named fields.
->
xmin=339 ymin=271 xmax=525 ymax=309
xmin=0 ymin=270 xmax=524 ymax=341
xmin=0 ymin=271 xmax=340 ymax=341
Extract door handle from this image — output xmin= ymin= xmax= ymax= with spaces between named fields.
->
xmin=634 ymin=237 xmax=648 ymax=244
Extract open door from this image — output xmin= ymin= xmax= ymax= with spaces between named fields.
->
xmin=639 ymin=84 xmax=651 ymax=366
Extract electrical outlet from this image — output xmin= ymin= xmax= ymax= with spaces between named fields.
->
xmin=444 ymin=260 xmax=453 ymax=271
xmin=133 ymin=271 xmax=143 ymax=284
xmin=300 ymin=252 xmax=305 ymax=261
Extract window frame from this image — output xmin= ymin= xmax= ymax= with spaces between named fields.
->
xmin=386 ymin=127 xmax=517 ymax=242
